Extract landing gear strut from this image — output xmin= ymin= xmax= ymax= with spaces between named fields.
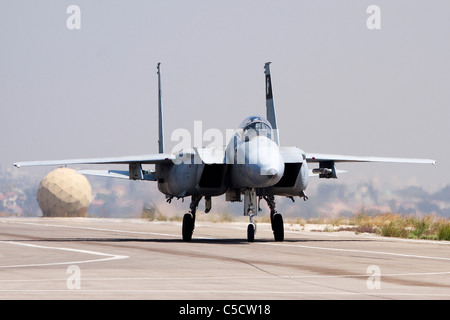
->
xmin=182 ymin=195 xmax=202 ymax=241
xmin=244 ymin=189 xmax=258 ymax=242
xmin=264 ymin=196 xmax=284 ymax=241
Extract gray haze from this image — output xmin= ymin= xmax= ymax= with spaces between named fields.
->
xmin=1 ymin=1 xmax=449 ymax=195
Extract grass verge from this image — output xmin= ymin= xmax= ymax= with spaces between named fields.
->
xmin=141 ymin=207 xmax=450 ymax=241
xmin=323 ymin=213 xmax=450 ymax=241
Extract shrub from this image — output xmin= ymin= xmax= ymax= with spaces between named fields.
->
xmin=410 ymin=219 xmax=429 ymax=239
xmin=438 ymin=224 xmax=450 ymax=241
xmin=380 ymin=221 xmax=410 ymax=238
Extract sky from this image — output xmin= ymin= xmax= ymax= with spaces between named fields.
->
xmin=1 ymin=1 xmax=449 ymax=194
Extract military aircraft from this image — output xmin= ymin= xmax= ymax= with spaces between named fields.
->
xmin=14 ymin=62 xmax=436 ymax=242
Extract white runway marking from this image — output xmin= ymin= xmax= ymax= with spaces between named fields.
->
xmin=0 ymin=219 xmax=180 ymax=238
xmin=4 ymin=219 xmax=450 ymax=262
xmin=260 ymin=242 xmax=450 ymax=262
xmin=0 ymin=241 xmax=129 ymax=268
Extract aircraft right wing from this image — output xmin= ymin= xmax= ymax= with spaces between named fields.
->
xmin=13 ymin=153 xmax=176 ymax=168
xmin=13 ymin=153 xmax=176 ymax=180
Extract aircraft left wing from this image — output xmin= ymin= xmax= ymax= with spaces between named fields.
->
xmin=305 ymin=153 xmax=436 ymax=179
xmin=306 ymin=153 xmax=436 ymax=165
xmin=13 ymin=153 xmax=175 ymax=168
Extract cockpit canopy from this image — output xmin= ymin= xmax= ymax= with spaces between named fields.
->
xmin=238 ymin=116 xmax=272 ymax=140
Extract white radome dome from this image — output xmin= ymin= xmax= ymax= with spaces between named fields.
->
xmin=37 ymin=168 xmax=92 ymax=217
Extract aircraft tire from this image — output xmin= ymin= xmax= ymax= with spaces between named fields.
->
xmin=272 ymin=214 xmax=284 ymax=241
xmin=247 ymin=224 xmax=255 ymax=242
xmin=182 ymin=213 xmax=194 ymax=242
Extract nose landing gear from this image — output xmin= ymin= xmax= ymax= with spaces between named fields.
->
xmin=244 ymin=189 xmax=258 ymax=242
xmin=247 ymin=215 xmax=256 ymax=242
xmin=244 ymin=191 xmax=285 ymax=242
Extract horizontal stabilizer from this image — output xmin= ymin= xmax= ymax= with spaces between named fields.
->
xmin=77 ymin=170 xmax=130 ymax=180
xmin=77 ymin=169 xmax=156 ymax=181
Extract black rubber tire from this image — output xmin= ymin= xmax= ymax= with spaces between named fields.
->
xmin=247 ymin=224 xmax=255 ymax=243
xmin=272 ymin=214 xmax=284 ymax=242
xmin=182 ymin=213 xmax=194 ymax=242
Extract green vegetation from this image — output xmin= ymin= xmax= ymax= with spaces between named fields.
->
xmin=437 ymin=224 xmax=450 ymax=241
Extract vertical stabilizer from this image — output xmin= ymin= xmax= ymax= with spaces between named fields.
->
xmin=157 ymin=63 xmax=164 ymax=154
xmin=264 ymin=62 xmax=279 ymax=145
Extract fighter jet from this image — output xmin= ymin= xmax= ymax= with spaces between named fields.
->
xmin=14 ymin=62 xmax=436 ymax=242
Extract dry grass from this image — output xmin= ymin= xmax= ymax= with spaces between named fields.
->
xmin=330 ymin=213 xmax=450 ymax=240
xmin=141 ymin=207 xmax=450 ymax=241
xmin=253 ymin=213 xmax=450 ymax=241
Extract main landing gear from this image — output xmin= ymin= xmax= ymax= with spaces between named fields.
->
xmin=264 ymin=195 xmax=284 ymax=242
xmin=181 ymin=193 xmax=284 ymax=243
xmin=182 ymin=195 xmax=202 ymax=242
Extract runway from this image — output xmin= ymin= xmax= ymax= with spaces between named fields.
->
xmin=1 ymin=217 xmax=450 ymax=300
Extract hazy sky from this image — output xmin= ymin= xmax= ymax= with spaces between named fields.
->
xmin=1 ymin=1 xmax=449 ymax=192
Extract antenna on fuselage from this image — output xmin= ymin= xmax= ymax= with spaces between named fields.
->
xmin=157 ymin=63 xmax=164 ymax=154
xmin=264 ymin=62 xmax=279 ymax=145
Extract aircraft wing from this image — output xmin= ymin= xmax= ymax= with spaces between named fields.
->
xmin=305 ymin=153 xmax=436 ymax=165
xmin=13 ymin=153 xmax=176 ymax=168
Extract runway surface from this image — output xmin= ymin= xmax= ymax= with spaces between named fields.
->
xmin=1 ymin=217 xmax=450 ymax=300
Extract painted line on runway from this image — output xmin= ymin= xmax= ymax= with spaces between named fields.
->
xmin=0 ymin=241 xmax=129 ymax=268
xmin=4 ymin=219 xmax=450 ymax=263
xmin=259 ymin=242 xmax=450 ymax=262
xmin=0 ymin=219 xmax=181 ymax=238
xmin=0 ymin=219 xmax=220 ymax=241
